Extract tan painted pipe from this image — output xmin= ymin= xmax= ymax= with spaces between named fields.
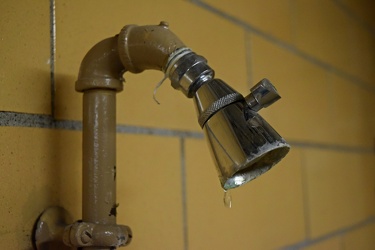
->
xmin=82 ymin=90 xmax=117 ymax=224
xmin=76 ymin=36 xmax=124 ymax=92
xmin=75 ymin=22 xmax=187 ymax=249
xmin=118 ymin=21 xmax=185 ymax=73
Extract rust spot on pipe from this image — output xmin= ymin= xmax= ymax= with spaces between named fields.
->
xmin=109 ymin=203 xmax=119 ymax=217
xmin=113 ymin=165 xmax=116 ymax=181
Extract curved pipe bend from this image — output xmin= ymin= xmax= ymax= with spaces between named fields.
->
xmin=76 ymin=36 xmax=125 ymax=92
xmin=118 ymin=21 xmax=185 ymax=73
xmin=76 ymin=22 xmax=186 ymax=92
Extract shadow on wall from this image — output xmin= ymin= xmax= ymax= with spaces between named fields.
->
xmin=17 ymin=126 xmax=82 ymax=249
xmin=8 ymin=131 xmax=57 ymax=248
xmin=54 ymin=73 xmax=81 ymax=119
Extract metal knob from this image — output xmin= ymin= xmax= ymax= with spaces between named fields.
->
xmin=245 ymin=78 xmax=281 ymax=111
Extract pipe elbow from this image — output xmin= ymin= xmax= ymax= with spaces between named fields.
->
xmin=76 ymin=22 xmax=186 ymax=92
xmin=118 ymin=21 xmax=186 ymax=73
xmin=76 ymin=36 xmax=125 ymax=92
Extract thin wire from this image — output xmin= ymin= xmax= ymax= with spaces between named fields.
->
xmin=152 ymin=74 xmax=168 ymax=105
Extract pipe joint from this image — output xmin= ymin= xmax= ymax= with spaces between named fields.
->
xmin=63 ymin=221 xmax=132 ymax=248
xmin=76 ymin=36 xmax=125 ymax=92
xmin=76 ymin=22 xmax=187 ymax=93
xmin=166 ymin=50 xmax=214 ymax=98
xmin=118 ymin=21 xmax=186 ymax=73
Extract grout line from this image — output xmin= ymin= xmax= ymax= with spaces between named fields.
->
xmin=180 ymin=137 xmax=189 ymax=250
xmin=288 ymin=140 xmax=374 ymax=154
xmin=49 ymin=0 xmax=56 ymax=119
xmin=190 ymin=0 xmax=291 ymax=50
xmin=332 ymin=0 xmax=375 ymax=37
xmin=279 ymin=216 xmax=375 ymax=249
xmin=0 ymin=111 xmax=373 ymax=154
xmin=0 ymin=111 xmax=202 ymax=139
xmin=116 ymin=124 xmax=203 ymax=139
xmin=299 ymin=151 xmax=312 ymax=239
xmin=0 ymin=111 xmax=59 ymax=129
xmin=190 ymin=0 xmax=375 ymax=94
xmin=300 ymin=151 xmax=311 ymax=239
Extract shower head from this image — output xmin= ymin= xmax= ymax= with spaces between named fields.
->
xmin=166 ymin=49 xmax=290 ymax=190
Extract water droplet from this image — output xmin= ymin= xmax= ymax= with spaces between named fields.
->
xmin=223 ymin=189 xmax=232 ymax=208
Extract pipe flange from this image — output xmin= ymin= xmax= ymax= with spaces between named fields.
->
xmin=63 ymin=221 xmax=132 ymax=248
xmin=118 ymin=24 xmax=141 ymax=73
xmin=75 ymin=36 xmax=125 ymax=92
xmin=34 ymin=206 xmax=73 ymax=250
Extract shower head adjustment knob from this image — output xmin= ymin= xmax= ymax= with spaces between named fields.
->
xmin=245 ymin=78 xmax=281 ymax=112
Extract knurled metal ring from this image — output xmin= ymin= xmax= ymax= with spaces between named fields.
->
xmin=198 ymin=93 xmax=243 ymax=127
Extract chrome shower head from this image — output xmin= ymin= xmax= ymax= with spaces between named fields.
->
xmin=166 ymin=50 xmax=290 ymax=190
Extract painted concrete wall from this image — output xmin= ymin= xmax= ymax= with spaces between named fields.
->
xmin=1 ymin=0 xmax=374 ymax=249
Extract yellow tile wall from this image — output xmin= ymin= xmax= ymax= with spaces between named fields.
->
xmin=0 ymin=1 xmax=51 ymax=115
xmin=303 ymin=237 xmax=342 ymax=250
xmin=0 ymin=127 xmax=82 ymax=248
xmin=340 ymin=0 xmax=375 ymax=37
xmin=203 ymin=0 xmax=294 ymax=43
xmin=303 ymin=150 xmax=375 ymax=238
xmin=185 ymin=139 xmax=306 ymax=249
xmin=1 ymin=0 xmax=374 ymax=249
xmin=342 ymin=223 xmax=375 ymax=250
xmin=293 ymin=0 xmax=352 ymax=75
xmin=117 ymin=134 xmax=184 ymax=250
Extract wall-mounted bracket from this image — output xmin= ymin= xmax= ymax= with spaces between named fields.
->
xmin=33 ymin=206 xmax=72 ymax=250
xmin=63 ymin=221 xmax=132 ymax=247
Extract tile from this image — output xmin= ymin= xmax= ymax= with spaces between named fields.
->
xmin=303 ymin=149 xmax=375 ymax=238
xmin=0 ymin=1 xmax=51 ymax=114
xmin=328 ymin=73 xmax=375 ymax=148
xmin=116 ymin=134 xmax=184 ymax=250
xmin=251 ymin=34 xmax=375 ymax=148
xmin=340 ymin=0 xmax=375 ymax=30
xmin=343 ymin=223 xmax=375 ymax=250
xmin=185 ymin=139 xmax=305 ymax=249
xmin=202 ymin=0 xmax=294 ymax=43
xmin=303 ymin=237 xmax=342 ymax=250
xmin=55 ymin=0 xmax=247 ymax=132
xmin=347 ymin=22 xmax=375 ymax=86
xmin=0 ymin=232 xmax=31 ymax=250
xmin=250 ymin=34 xmax=334 ymax=144
xmin=361 ymin=90 xmax=375 ymax=147
xmin=0 ymin=127 xmax=82 ymax=249
xmin=293 ymin=0 xmax=352 ymax=74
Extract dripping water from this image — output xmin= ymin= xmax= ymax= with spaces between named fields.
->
xmin=223 ymin=189 xmax=232 ymax=208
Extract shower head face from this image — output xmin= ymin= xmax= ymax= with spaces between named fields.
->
xmin=194 ymin=79 xmax=290 ymax=190
xmin=222 ymin=146 xmax=290 ymax=189
xmin=203 ymin=103 xmax=289 ymax=190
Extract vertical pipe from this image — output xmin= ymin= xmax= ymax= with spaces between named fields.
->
xmin=82 ymin=89 xmax=117 ymax=249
